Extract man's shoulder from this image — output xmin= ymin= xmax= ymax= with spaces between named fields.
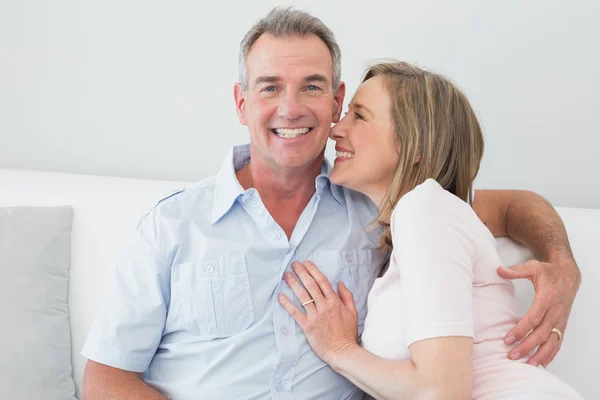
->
xmin=140 ymin=175 xmax=217 ymax=223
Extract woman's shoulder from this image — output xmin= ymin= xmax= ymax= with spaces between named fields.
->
xmin=391 ymin=179 xmax=491 ymax=259
xmin=393 ymin=179 xmax=468 ymax=216
xmin=391 ymin=179 xmax=483 ymax=234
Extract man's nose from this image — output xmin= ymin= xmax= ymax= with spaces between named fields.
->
xmin=277 ymin=93 xmax=304 ymax=120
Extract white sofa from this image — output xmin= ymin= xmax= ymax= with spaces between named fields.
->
xmin=1 ymin=168 xmax=598 ymax=399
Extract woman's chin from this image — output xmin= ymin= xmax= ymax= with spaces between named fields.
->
xmin=328 ymin=169 xmax=344 ymax=186
xmin=329 ymin=171 xmax=358 ymax=192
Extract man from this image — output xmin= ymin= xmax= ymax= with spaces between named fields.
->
xmin=82 ymin=7 xmax=581 ymax=399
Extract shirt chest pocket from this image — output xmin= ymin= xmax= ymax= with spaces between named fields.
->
xmin=172 ymin=254 xmax=254 ymax=340
xmin=311 ymin=249 xmax=381 ymax=326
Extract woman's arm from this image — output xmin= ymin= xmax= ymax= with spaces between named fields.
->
xmin=279 ymin=261 xmax=473 ymax=400
xmin=279 ymin=181 xmax=478 ymax=399
xmin=330 ymin=336 xmax=472 ymax=400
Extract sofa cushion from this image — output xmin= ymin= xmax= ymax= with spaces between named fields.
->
xmin=0 ymin=206 xmax=76 ymax=399
xmin=0 ymin=169 xmax=188 ymax=398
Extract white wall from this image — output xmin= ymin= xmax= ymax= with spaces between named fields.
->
xmin=1 ymin=0 xmax=599 ymax=208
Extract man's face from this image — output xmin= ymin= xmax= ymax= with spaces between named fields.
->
xmin=234 ymin=34 xmax=345 ymax=171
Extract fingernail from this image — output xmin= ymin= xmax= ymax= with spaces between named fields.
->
xmin=528 ymin=361 xmax=539 ymax=367
xmin=505 ymin=335 xmax=515 ymax=345
xmin=509 ymin=352 xmax=520 ymax=360
xmin=292 ymin=262 xmax=300 ymax=269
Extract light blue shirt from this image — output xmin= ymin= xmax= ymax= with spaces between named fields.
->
xmin=82 ymin=144 xmax=385 ymax=400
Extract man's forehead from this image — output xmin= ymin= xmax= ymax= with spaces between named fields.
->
xmin=254 ymin=73 xmax=330 ymax=85
xmin=246 ymin=34 xmax=333 ymax=79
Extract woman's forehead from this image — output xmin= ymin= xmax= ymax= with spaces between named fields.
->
xmin=351 ymin=76 xmax=390 ymax=111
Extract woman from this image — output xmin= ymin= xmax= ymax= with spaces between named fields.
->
xmin=278 ymin=62 xmax=583 ymax=399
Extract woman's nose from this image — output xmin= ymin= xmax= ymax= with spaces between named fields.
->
xmin=329 ymin=127 xmax=340 ymax=140
xmin=329 ymin=116 xmax=347 ymax=140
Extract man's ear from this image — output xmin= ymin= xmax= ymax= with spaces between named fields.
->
xmin=234 ymin=83 xmax=248 ymax=126
xmin=332 ymin=81 xmax=346 ymax=123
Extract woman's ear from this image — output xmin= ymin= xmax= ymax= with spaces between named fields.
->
xmin=414 ymin=154 xmax=421 ymax=164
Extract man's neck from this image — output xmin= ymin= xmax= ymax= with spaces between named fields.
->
xmin=236 ymin=155 xmax=324 ymax=238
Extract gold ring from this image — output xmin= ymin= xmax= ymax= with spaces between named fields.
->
xmin=551 ymin=328 xmax=563 ymax=342
xmin=301 ymin=299 xmax=315 ymax=307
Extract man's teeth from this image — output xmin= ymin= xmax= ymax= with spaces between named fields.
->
xmin=274 ymin=128 xmax=311 ymax=138
xmin=336 ymin=151 xmax=355 ymax=158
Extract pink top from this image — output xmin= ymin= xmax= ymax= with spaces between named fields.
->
xmin=360 ymin=179 xmax=582 ymax=399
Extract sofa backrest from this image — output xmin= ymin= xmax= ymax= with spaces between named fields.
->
xmin=1 ymin=168 xmax=598 ymax=399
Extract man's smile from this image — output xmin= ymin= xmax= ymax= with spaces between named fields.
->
xmin=272 ymin=127 xmax=313 ymax=138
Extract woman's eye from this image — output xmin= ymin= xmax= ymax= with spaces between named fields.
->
xmin=344 ymin=109 xmax=364 ymax=120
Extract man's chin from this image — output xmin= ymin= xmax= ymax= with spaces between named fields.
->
xmin=274 ymin=152 xmax=324 ymax=171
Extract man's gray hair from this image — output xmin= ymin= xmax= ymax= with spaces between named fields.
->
xmin=239 ymin=7 xmax=342 ymax=93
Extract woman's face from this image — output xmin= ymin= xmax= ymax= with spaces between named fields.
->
xmin=329 ymin=75 xmax=400 ymax=204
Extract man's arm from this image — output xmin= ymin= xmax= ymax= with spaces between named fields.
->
xmin=81 ymin=213 xmax=171 ymax=398
xmin=473 ymin=189 xmax=581 ymax=367
xmin=83 ymin=361 xmax=167 ymax=400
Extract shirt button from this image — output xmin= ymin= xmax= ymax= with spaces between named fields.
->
xmin=345 ymin=254 xmax=353 ymax=263
xmin=275 ymin=383 xmax=284 ymax=392
xmin=281 ymin=326 xmax=289 ymax=335
xmin=205 ymin=265 xmax=214 ymax=273
xmin=272 ymin=231 xmax=282 ymax=240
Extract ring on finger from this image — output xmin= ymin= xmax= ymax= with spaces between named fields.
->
xmin=301 ymin=299 xmax=315 ymax=307
xmin=551 ymin=327 xmax=562 ymax=342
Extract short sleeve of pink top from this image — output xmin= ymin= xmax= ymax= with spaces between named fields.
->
xmin=361 ymin=179 xmax=480 ymax=357
xmin=360 ymin=179 xmax=583 ymax=399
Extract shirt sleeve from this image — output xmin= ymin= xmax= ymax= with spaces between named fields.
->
xmin=81 ymin=216 xmax=170 ymax=372
xmin=392 ymin=181 xmax=477 ymax=347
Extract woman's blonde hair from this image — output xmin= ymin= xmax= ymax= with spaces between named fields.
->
xmin=367 ymin=61 xmax=484 ymax=252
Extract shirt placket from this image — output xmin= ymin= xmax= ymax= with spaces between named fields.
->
xmin=270 ymin=184 xmax=326 ymax=399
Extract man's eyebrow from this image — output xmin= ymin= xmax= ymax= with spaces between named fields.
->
xmin=254 ymin=76 xmax=280 ymax=85
xmin=351 ymin=102 xmax=374 ymax=117
xmin=303 ymin=74 xmax=329 ymax=84
xmin=253 ymin=74 xmax=330 ymax=87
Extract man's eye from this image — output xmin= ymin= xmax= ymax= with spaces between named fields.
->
xmin=307 ymin=85 xmax=320 ymax=91
xmin=263 ymin=86 xmax=276 ymax=92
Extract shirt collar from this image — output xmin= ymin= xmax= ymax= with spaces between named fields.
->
xmin=211 ymin=144 xmax=345 ymax=225
xmin=317 ymin=157 xmax=346 ymax=206
xmin=210 ymin=145 xmax=249 ymax=224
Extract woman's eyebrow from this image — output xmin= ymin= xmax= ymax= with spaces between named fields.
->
xmin=350 ymin=102 xmax=374 ymax=117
